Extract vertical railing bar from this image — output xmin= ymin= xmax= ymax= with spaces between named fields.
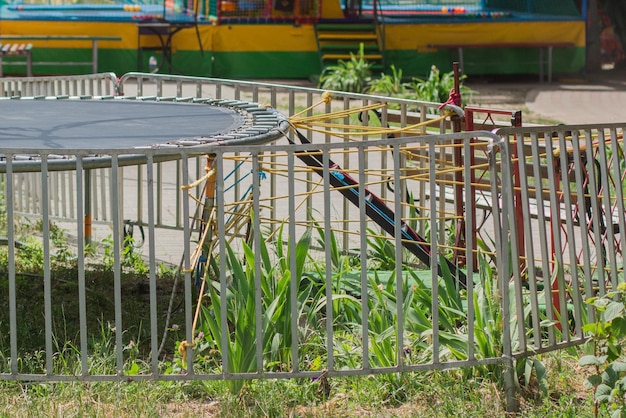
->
xmin=156 ymin=162 xmax=163 ymax=227
xmin=609 ymin=127 xmax=626 ymax=282
xmin=252 ymin=85 xmax=259 ymax=104
xmin=20 ymin=174 xmax=28 ymax=214
xmin=392 ymin=142 xmax=404 ymax=370
xmin=176 ymin=80 xmax=183 ymax=97
xmin=101 ymin=169 xmax=108 ymax=221
xmin=417 ymin=110 xmax=427 ymax=239
xmin=177 ymin=159 xmax=184 ymax=229
xmin=464 ymin=136 xmax=475 ymax=360
xmin=6 ymin=156 xmax=18 ymax=375
xmin=557 ymin=131 xmax=584 ymax=340
xmin=76 ymin=157 xmax=89 ymax=376
xmin=497 ymin=133 xmax=518 ymax=411
xmin=10 ymin=174 xmax=18 ymax=215
xmin=288 ymin=150 xmax=299 ymax=373
xmin=85 ymin=169 xmax=99 ymax=227
xmin=55 ymin=171 xmax=61 ymax=219
xmin=51 ymin=171 xmax=59 ymax=217
xmin=181 ymin=154 xmax=194 ymax=374
xmin=59 ymin=172 xmax=66 ymax=218
xmin=437 ymin=138 xmax=446 ymax=241
xmin=146 ymin=155 xmax=159 ymax=375
xmin=341 ymin=96 xmax=350 ymax=251
xmin=379 ymin=105 xmax=389 ymax=204
xmin=357 ymin=144 xmax=370 ymax=371
xmin=137 ymin=165 xmax=144 ymax=223
xmin=323 ymin=147 xmax=334 ymax=372
xmin=270 ymin=87 xmax=278 ymax=234
xmin=544 ymin=132 xmax=569 ymax=335
xmin=306 ymin=92 xmax=313 ymax=226
xmin=584 ymin=128 xmax=607 ymax=294
xmin=516 ymin=133 xmax=542 ymax=348
xmin=429 ymin=140 xmax=439 ymax=364
xmin=233 ymin=150 xmax=241 ymax=231
xmin=530 ymin=132 xmax=556 ymax=346
xmin=12 ymin=174 xmax=20 ymax=215
xmin=34 ymin=170 xmax=42 ymax=215
xmin=41 ymin=156 xmax=54 ymax=375
xmin=399 ymin=103 xmax=409 ymax=221
xmin=215 ymin=152 xmax=229 ymax=376
xmin=69 ymin=171 xmax=76 ymax=230
xmin=595 ymin=129 xmax=619 ymax=289
xmin=111 ymin=155 xmax=124 ymax=375
xmin=252 ymin=154 xmax=264 ymax=374
xmin=137 ymin=77 xmax=144 ymax=96
xmin=61 ymin=172 xmax=67 ymax=218
xmin=571 ymin=130 xmax=596 ymax=321
xmin=215 ymin=82 xmax=222 ymax=100
xmin=197 ymin=157 xmax=204 ymax=224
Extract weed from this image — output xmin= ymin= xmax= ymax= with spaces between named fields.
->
xmin=368 ymin=65 xmax=405 ymax=96
xmin=405 ymin=65 xmax=473 ymax=104
xmin=318 ymin=43 xmax=373 ymax=93
xmin=579 ymin=282 xmax=626 ymax=417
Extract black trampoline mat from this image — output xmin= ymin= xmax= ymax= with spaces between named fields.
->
xmin=0 ymin=99 xmax=245 ymax=150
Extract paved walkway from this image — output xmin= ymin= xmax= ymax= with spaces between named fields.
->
xmin=526 ymin=69 xmax=626 ymax=124
xmin=464 ymin=69 xmax=626 ymax=125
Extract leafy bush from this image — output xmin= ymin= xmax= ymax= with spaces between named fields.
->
xmin=319 ymin=55 xmax=472 ymax=106
xmin=318 ymin=43 xmax=372 ymax=93
xmin=404 ymin=65 xmax=473 ymax=104
xmin=367 ymin=65 xmax=405 ymax=97
xmin=579 ymin=283 xmax=626 ymax=418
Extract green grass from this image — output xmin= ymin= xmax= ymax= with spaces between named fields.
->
xmin=0 ymin=353 xmax=594 ymax=417
xmin=0 ymin=214 xmax=603 ymax=417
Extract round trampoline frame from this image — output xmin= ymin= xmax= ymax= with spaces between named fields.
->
xmin=0 ymin=95 xmax=289 ymax=173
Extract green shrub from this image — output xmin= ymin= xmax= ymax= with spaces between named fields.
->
xmin=367 ymin=65 xmax=405 ymax=96
xmin=579 ymin=283 xmax=626 ymax=418
xmin=404 ymin=65 xmax=473 ymax=104
xmin=318 ymin=43 xmax=373 ymax=93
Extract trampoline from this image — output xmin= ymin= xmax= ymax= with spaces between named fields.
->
xmin=0 ymin=96 xmax=288 ymax=172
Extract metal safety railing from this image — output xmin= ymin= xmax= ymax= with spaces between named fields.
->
xmin=8 ymin=72 xmax=461 ymax=260
xmin=6 ymin=72 xmax=515 ymax=254
xmin=0 ymin=72 xmax=119 ymax=97
xmin=496 ymin=123 xmax=626 ymax=358
xmin=3 ymin=73 xmax=625 ymax=410
xmin=1 ymin=130 xmax=521 ymax=396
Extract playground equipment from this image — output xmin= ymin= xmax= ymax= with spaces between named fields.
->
xmin=0 ymin=73 xmax=624 ymax=413
xmin=0 ymin=0 xmax=586 ymax=78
